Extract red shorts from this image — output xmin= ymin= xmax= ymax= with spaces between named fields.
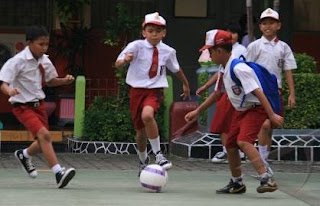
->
xmin=12 ymin=101 xmax=48 ymax=137
xmin=210 ymin=93 xmax=234 ymax=134
xmin=129 ymin=88 xmax=164 ymax=130
xmin=226 ymin=106 xmax=267 ymax=149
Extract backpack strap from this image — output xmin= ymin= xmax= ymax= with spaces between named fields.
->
xmin=230 ymin=58 xmax=247 ymax=108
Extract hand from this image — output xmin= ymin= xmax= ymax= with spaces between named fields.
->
xmin=180 ymin=84 xmax=190 ymax=100
xmin=64 ymin=74 xmax=75 ymax=85
xmin=269 ymin=113 xmax=284 ymax=128
xmin=124 ymin=53 xmax=133 ymax=64
xmin=8 ymin=88 xmax=20 ymax=97
xmin=185 ymin=110 xmax=198 ymax=122
xmin=287 ymin=94 xmax=296 ymax=109
xmin=196 ymin=85 xmax=207 ymax=96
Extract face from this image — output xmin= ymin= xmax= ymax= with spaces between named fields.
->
xmin=208 ymin=47 xmax=223 ymax=64
xmin=142 ymin=24 xmax=166 ymax=46
xmin=259 ymin=18 xmax=281 ymax=40
xmin=28 ymin=36 xmax=50 ymax=59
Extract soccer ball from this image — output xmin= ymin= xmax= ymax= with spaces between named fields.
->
xmin=139 ymin=164 xmax=168 ymax=192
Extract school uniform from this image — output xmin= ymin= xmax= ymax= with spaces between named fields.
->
xmin=209 ymin=43 xmax=246 ymax=134
xmin=0 ymin=46 xmax=58 ymax=135
xmin=245 ymin=36 xmax=297 ymax=115
xmin=116 ymin=39 xmax=180 ymax=129
xmin=222 ymin=55 xmax=268 ymax=149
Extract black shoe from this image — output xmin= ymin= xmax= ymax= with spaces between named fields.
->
xmin=56 ymin=168 xmax=76 ymax=189
xmin=14 ymin=150 xmax=38 ymax=178
xmin=138 ymin=156 xmax=150 ymax=177
xmin=216 ymin=179 xmax=246 ymax=194
xmin=257 ymin=176 xmax=278 ymax=193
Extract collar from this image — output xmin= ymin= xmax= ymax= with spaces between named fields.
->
xmin=143 ymin=39 xmax=162 ymax=49
xmin=261 ymin=36 xmax=279 ymax=46
xmin=24 ymin=46 xmax=44 ymax=62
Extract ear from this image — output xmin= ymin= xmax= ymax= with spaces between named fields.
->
xmin=162 ymin=29 xmax=167 ymax=38
xmin=277 ymin=22 xmax=282 ymax=30
xmin=142 ymin=30 xmax=147 ymax=38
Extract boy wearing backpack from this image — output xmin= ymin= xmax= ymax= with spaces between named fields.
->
xmin=198 ymin=29 xmax=283 ymax=194
xmin=245 ymin=8 xmax=297 ymax=176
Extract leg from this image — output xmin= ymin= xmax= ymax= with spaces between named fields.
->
xmin=136 ymin=128 xmax=150 ymax=176
xmin=37 ymin=127 xmax=75 ymax=188
xmin=258 ymin=119 xmax=272 ymax=164
xmin=141 ymin=105 xmax=172 ymax=170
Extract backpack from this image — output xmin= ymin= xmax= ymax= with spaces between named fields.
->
xmin=230 ymin=55 xmax=281 ymax=114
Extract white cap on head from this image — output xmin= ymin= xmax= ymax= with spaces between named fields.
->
xmin=260 ymin=8 xmax=279 ymax=21
xmin=199 ymin=29 xmax=232 ymax=52
xmin=143 ymin=12 xmax=166 ymax=27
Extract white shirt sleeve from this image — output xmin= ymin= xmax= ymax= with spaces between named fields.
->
xmin=244 ymin=41 xmax=259 ymax=62
xmin=283 ymin=44 xmax=297 ymax=70
xmin=116 ymin=41 xmax=138 ymax=61
xmin=0 ymin=58 xmax=21 ymax=84
xmin=165 ymin=49 xmax=180 ymax=73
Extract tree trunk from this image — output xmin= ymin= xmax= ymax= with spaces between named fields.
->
xmin=246 ymin=0 xmax=254 ymax=44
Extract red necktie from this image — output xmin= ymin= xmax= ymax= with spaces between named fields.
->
xmin=149 ymin=46 xmax=158 ymax=78
xmin=216 ymin=73 xmax=224 ymax=92
xmin=38 ymin=64 xmax=45 ymax=88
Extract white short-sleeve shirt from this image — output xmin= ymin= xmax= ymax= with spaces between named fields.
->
xmin=245 ymin=36 xmax=297 ymax=88
xmin=116 ymin=39 xmax=180 ymax=88
xmin=0 ymin=46 xmax=58 ymax=103
xmin=232 ymin=42 xmax=247 ymax=58
xmin=223 ymin=55 xmax=262 ymax=111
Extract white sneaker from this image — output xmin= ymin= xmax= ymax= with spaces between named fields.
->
xmin=211 ymin=151 xmax=227 ymax=163
xmin=155 ymin=152 xmax=172 ymax=170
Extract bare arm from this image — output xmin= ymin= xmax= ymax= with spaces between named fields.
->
xmin=253 ymin=88 xmax=283 ymax=128
xmin=46 ymin=75 xmax=74 ymax=87
xmin=185 ymin=91 xmax=221 ymax=122
xmin=196 ymin=72 xmax=218 ymax=96
xmin=0 ymin=81 xmax=20 ymax=97
xmin=284 ymin=70 xmax=296 ymax=108
xmin=115 ymin=53 xmax=133 ymax=68
xmin=174 ymin=69 xmax=190 ymax=99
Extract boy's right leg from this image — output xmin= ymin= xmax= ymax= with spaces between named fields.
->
xmin=37 ymin=128 xmax=75 ymax=188
xmin=216 ymin=148 xmax=246 ymax=194
xmin=14 ymin=141 xmax=40 ymax=178
xmin=135 ymin=129 xmax=150 ymax=176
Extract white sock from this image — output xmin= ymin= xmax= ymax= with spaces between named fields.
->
xmin=138 ymin=149 xmax=148 ymax=162
xmin=51 ymin=164 xmax=62 ymax=174
xmin=222 ymin=146 xmax=227 ymax=153
xmin=258 ymin=145 xmax=269 ymax=164
xmin=232 ymin=176 xmax=243 ymax=185
xmin=260 ymin=172 xmax=269 ymax=179
xmin=23 ymin=149 xmax=31 ymax=158
xmin=148 ymin=136 xmax=161 ymax=155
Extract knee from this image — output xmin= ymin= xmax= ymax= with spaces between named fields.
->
xmin=141 ymin=112 xmax=154 ymax=124
xmin=237 ymin=141 xmax=247 ymax=150
xmin=37 ymin=132 xmax=52 ymax=143
xmin=261 ymin=120 xmax=272 ymax=131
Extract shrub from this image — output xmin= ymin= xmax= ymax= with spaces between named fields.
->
xmin=282 ymin=73 xmax=320 ymax=129
xmin=294 ymin=53 xmax=317 ymax=73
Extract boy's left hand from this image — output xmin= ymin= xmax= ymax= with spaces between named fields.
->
xmin=288 ymin=94 xmax=296 ymax=109
xmin=64 ymin=74 xmax=75 ymax=85
xmin=180 ymin=84 xmax=190 ymax=100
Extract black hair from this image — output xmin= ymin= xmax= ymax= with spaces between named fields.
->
xmin=210 ymin=43 xmax=233 ymax=53
xmin=225 ymin=22 xmax=241 ymax=35
xmin=26 ymin=25 xmax=49 ymax=42
xmin=143 ymin=23 xmax=166 ymax=30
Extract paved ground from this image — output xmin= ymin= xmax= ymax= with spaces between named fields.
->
xmin=0 ymin=153 xmax=319 ymax=206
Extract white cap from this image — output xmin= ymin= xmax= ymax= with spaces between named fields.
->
xmin=260 ymin=8 xmax=279 ymax=21
xmin=199 ymin=29 xmax=232 ymax=52
xmin=143 ymin=12 xmax=166 ymax=27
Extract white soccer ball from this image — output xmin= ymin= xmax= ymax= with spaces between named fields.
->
xmin=140 ymin=164 xmax=168 ymax=192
